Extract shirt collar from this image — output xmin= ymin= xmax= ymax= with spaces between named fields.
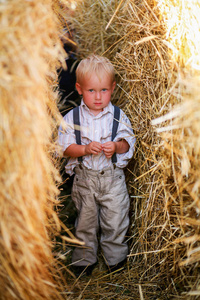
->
xmin=80 ymin=99 xmax=114 ymax=116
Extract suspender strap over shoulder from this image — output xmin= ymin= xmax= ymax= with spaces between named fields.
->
xmin=73 ymin=105 xmax=120 ymax=165
xmin=73 ymin=106 xmax=83 ymax=163
xmin=111 ymin=105 xmax=120 ymax=163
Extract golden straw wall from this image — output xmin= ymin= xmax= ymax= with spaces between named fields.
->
xmin=66 ymin=0 xmax=200 ymax=298
xmin=0 ymin=0 xmax=66 ymax=299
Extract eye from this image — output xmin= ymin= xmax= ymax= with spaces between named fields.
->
xmin=89 ymin=89 xmax=94 ymax=92
xmin=102 ymin=88 xmax=107 ymax=92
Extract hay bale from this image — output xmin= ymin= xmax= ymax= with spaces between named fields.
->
xmin=66 ymin=0 xmax=200 ymax=298
xmin=0 ymin=0 xmax=68 ymax=299
xmin=150 ymin=75 xmax=200 ymax=299
xmin=158 ymin=0 xmax=200 ymax=69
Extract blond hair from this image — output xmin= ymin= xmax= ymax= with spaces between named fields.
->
xmin=76 ymin=54 xmax=115 ymax=84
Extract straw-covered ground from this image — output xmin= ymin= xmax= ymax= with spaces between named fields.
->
xmin=1 ymin=0 xmax=200 ymax=299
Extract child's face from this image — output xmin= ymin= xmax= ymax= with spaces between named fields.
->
xmin=76 ymin=72 xmax=116 ymax=116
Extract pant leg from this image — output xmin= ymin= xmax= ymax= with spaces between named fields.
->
xmin=99 ymin=168 xmax=130 ymax=266
xmin=71 ymin=170 xmax=99 ymax=266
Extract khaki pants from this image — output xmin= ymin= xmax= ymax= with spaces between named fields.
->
xmin=71 ymin=164 xmax=130 ymax=266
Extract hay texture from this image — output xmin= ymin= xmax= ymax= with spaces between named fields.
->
xmin=0 ymin=0 xmax=67 ymax=299
xmin=65 ymin=0 xmax=200 ymax=298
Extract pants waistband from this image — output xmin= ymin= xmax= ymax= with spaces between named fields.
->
xmin=74 ymin=163 xmax=123 ymax=177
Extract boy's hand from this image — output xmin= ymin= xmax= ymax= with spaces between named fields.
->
xmin=102 ymin=141 xmax=116 ymax=158
xmin=85 ymin=141 xmax=102 ymax=155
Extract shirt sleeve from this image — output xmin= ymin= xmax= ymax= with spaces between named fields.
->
xmin=58 ymin=110 xmax=76 ymax=154
xmin=114 ymin=109 xmax=136 ymax=166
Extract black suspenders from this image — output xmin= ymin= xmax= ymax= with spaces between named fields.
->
xmin=73 ymin=106 xmax=82 ymax=163
xmin=73 ymin=105 xmax=120 ymax=164
xmin=111 ymin=105 xmax=120 ymax=163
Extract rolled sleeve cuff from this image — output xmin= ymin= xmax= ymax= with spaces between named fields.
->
xmin=115 ymin=135 xmax=136 ymax=167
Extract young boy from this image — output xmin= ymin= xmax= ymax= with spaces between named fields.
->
xmin=58 ymin=54 xmax=136 ymax=276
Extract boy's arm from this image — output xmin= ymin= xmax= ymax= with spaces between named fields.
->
xmin=64 ymin=141 xmax=102 ymax=158
xmin=108 ymin=109 xmax=136 ymax=160
xmin=115 ymin=139 xmax=129 ymax=154
xmin=64 ymin=144 xmax=86 ymax=158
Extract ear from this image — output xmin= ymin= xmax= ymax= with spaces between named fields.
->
xmin=111 ymin=81 xmax=116 ymax=93
xmin=75 ymin=82 xmax=82 ymax=95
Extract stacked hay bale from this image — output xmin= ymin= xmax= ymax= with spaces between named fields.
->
xmin=66 ymin=0 xmax=200 ymax=298
xmin=0 ymin=0 xmax=68 ymax=299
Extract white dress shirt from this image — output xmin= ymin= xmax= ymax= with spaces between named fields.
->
xmin=58 ymin=100 xmax=136 ymax=175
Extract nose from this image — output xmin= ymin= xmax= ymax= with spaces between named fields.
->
xmin=95 ymin=91 xmax=101 ymax=99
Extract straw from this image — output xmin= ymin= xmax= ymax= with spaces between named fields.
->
xmin=0 ymin=0 xmax=72 ymax=298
